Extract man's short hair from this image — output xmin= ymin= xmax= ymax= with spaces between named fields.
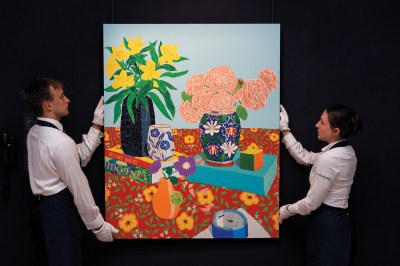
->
xmin=20 ymin=77 xmax=63 ymax=116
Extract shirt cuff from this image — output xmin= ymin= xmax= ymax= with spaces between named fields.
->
xmin=86 ymin=214 xmax=105 ymax=230
xmin=87 ymin=126 xmax=104 ymax=141
xmin=282 ymin=132 xmax=297 ymax=149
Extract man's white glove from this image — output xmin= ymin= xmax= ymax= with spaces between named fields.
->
xmin=92 ymin=96 xmax=104 ymax=126
xmin=279 ymin=204 xmax=294 ymax=224
xmin=92 ymin=222 xmax=119 ymax=242
xmin=280 ymin=105 xmax=290 ymax=132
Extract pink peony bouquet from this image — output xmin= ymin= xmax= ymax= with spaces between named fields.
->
xmin=179 ymin=66 xmax=278 ymax=123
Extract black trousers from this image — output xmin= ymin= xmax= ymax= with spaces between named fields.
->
xmin=307 ymin=204 xmax=351 ymax=266
xmin=39 ymin=188 xmax=82 ymax=266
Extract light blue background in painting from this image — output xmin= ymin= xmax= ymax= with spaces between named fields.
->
xmin=103 ymin=24 xmax=280 ymax=129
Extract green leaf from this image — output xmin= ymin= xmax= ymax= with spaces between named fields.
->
xmin=104 ymin=86 xmax=118 ymax=92
xmin=135 ymin=82 xmax=152 ymax=108
xmin=123 ymin=37 xmax=129 ymax=49
xmin=170 ymin=176 xmax=178 ymax=184
xmin=105 ymin=89 xmax=130 ymax=104
xmin=156 ymin=79 xmax=168 ymax=94
xmin=157 ymin=64 xmax=176 ymax=71
xmin=174 ymin=56 xmax=189 ymax=62
xmin=134 ymin=54 xmax=146 ymax=65
xmin=126 ymin=93 xmax=137 ymax=124
xmin=236 ymin=104 xmax=248 ymax=120
xmin=113 ymin=96 xmax=125 ymax=124
xmin=160 ymin=70 xmax=189 ymax=78
xmin=159 ymin=88 xmax=175 ymax=118
xmin=147 ymin=92 xmax=172 ymax=121
xmin=181 ymin=91 xmax=193 ymax=101
xmin=149 ymin=42 xmax=159 ymax=65
xmin=105 ymin=47 xmax=113 ymax=53
xmin=160 ymin=80 xmax=178 ymax=91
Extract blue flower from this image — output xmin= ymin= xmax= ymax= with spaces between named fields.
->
xmin=160 ymin=140 xmax=170 ymax=150
xmin=151 ymin=128 xmax=160 ymax=137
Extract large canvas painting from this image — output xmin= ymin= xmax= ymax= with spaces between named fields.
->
xmin=103 ymin=24 xmax=280 ymax=239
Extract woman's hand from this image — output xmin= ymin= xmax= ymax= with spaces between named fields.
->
xmin=280 ymin=105 xmax=291 ymax=133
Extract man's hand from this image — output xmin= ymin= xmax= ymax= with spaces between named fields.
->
xmin=280 ymin=105 xmax=290 ymax=132
xmin=92 ymin=96 xmax=104 ymax=126
xmin=92 ymin=222 xmax=119 ymax=242
xmin=279 ymin=204 xmax=294 ymax=224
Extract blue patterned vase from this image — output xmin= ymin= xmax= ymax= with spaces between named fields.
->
xmin=199 ymin=112 xmax=241 ymax=167
xmin=147 ymin=124 xmax=175 ymax=161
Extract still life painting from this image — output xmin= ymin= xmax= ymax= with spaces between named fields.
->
xmin=103 ymin=24 xmax=280 ymax=239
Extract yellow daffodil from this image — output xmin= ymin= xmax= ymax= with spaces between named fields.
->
xmin=176 ymin=212 xmax=194 ymax=231
xmin=159 ymin=44 xmax=180 ymax=65
xmin=111 ymin=43 xmax=130 ymax=61
xmin=112 ymin=70 xmax=135 ymax=89
xmin=143 ymin=186 xmax=157 ymax=202
xmin=104 ymin=58 xmax=121 ymax=79
xmin=118 ymin=213 xmax=138 ymax=234
xmin=239 ymin=192 xmax=260 ymax=206
xmin=128 ymin=36 xmax=145 ymax=56
xmin=139 ymin=60 xmax=161 ymax=80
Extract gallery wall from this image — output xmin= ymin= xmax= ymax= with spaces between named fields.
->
xmin=1 ymin=0 xmax=399 ymax=265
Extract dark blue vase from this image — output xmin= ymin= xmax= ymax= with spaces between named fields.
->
xmin=120 ymin=96 xmax=155 ymax=157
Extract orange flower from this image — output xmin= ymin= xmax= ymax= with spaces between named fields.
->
xmin=172 ymin=129 xmax=178 ymax=136
xmin=118 ymin=213 xmax=138 ymax=234
xmin=250 ymin=128 xmax=258 ymax=133
xmin=269 ymin=132 xmax=279 ymax=142
xmin=239 ymin=192 xmax=260 ymax=206
xmin=105 ymin=187 xmax=111 ymax=202
xmin=247 ymin=142 xmax=259 ymax=150
xmin=184 ymin=134 xmax=195 ymax=144
xmin=143 ymin=186 xmax=157 ymax=202
xmin=196 ymin=188 xmax=214 ymax=205
xmin=239 ymin=133 xmax=244 ymax=141
xmin=272 ymin=211 xmax=280 ymax=230
xmin=176 ymin=212 xmax=194 ymax=231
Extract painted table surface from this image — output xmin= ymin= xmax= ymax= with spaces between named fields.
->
xmin=104 ymin=127 xmax=280 ymax=239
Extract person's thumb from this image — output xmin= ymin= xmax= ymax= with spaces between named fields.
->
xmin=112 ymin=227 xmax=119 ymax=234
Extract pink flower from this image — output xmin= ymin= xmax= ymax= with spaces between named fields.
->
xmin=207 ymin=144 xmax=219 ymax=155
xmin=258 ymin=68 xmax=278 ymax=91
xmin=192 ymin=87 xmax=212 ymax=114
xmin=241 ymin=79 xmax=269 ymax=110
xmin=186 ymin=74 xmax=206 ymax=96
xmin=205 ymin=66 xmax=237 ymax=94
xmin=179 ymin=101 xmax=202 ymax=124
xmin=209 ymin=92 xmax=235 ymax=114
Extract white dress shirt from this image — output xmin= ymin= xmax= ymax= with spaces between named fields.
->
xmin=27 ymin=117 xmax=104 ymax=230
xmin=282 ymin=132 xmax=357 ymax=215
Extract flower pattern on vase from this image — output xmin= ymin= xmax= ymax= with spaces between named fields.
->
xmin=199 ymin=112 xmax=241 ymax=166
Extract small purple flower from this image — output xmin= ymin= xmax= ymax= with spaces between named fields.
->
xmin=173 ymin=156 xmax=196 ymax=177
xmin=149 ymin=160 xmax=161 ymax=174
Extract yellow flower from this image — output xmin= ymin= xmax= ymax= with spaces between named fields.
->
xmin=104 ymin=57 xmax=121 ymax=79
xmin=239 ymin=133 xmax=244 ymax=141
xmin=269 ymin=132 xmax=279 ymax=142
xmin=239 ymin=192 xmax=260 ymax=206
xmin=159 ymin=44 xmax=180 ymax=65
xmin=196 ymin=188 xmax=214 ymax=205
xmin=143 ymin=186 xmax=157 ymax=202
xmin=176 ymin=212 xmax=194 ymax=231
xmin=250 ymin=128 xmax=258 ymax=133
xmin=247 ymin=142 xmax=259 ymax=150
xmin=111 ymin=43 xmax=130 ymax=61
xmin=127 ymin=36 xmax=145 ymax=56
xmin=104 ymin=132 xmax=110 ymax=142
xmin=105 ymin=187 xmax=111 ymax=202
xmin=153 ymin=80 xmax=158 ymax=88
xmin=184 ymin=134 xmax=195 ymax=144
xmin=272 ymin=211 xmax=280 ymax=231
xmin=118 ymin=213 xmax=138 ymax=234
xmin=172 ymin=129 xmax=178 ymax=135
xmin=139 ymin=60 xmax=161 ymax=81
xmin=112 ymin=69 xmax=135 ymax=89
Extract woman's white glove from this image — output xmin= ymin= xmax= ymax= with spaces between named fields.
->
xmin=280 ymin=105 xmax=290 ymax=132
xmin=279 ymin=204 xmax=294 ymax=224
xmin=92 ymin=96 xmax=104 ymax=126
xmin=92 ymin=222 xmax=119 ymax=242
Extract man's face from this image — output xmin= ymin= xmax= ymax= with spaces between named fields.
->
xmin=48 ymin=86 xmax=70 ymax=119
xmin=315 ymin=110 xmax=339 ymax=143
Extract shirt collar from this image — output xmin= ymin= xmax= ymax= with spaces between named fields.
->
xmin=37 ymin=117 xmax=64 ymax=132
xmin=321 ymin=139 xmax=347 ymax=152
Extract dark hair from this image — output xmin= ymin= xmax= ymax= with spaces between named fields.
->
xmin=20 ymin=77 xmax=63 ymax=116
xmin=326 ymin=105 xmax=363 ymax=139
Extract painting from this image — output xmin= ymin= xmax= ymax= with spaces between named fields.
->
xmin=103 ymin=24 xmax=280 ymax=239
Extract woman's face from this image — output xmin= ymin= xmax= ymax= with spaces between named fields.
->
xmin=315 ymin=110 xmax=340 ymax=143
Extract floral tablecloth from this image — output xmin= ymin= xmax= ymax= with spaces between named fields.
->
xmin=104 ymin=127 xmax=280 ymax=239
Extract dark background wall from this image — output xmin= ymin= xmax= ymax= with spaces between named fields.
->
xmin=1 ymin=0 xmax=399 ymax=265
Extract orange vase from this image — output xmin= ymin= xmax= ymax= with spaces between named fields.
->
xmin=152 ymin=178 xmax=180 ymax=219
